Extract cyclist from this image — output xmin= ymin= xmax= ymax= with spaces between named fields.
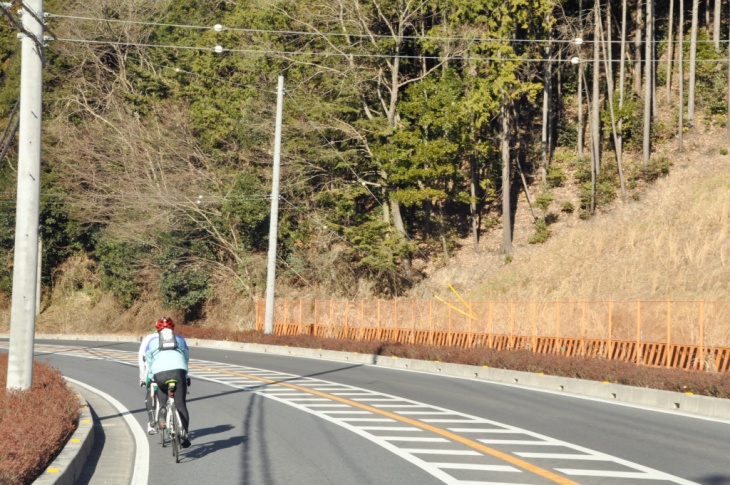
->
xmin=144 ymin=317 xmax=192 ymax=448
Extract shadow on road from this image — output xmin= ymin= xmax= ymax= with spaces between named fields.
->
xmin=181 ymin=431 xmax=248 ymax=461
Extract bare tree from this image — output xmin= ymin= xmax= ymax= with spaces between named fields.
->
xmin=634 ymin=0 xmax=644 ymax=94
xmin=600 ymin=1 xmax=627 ymax=200
xmin=643 ymin=0 xmax=654 ymax=166
xmin=714 ymin=0 xmax=722 ymax=51
xmin=590 ymin=0 xmax=601 ymax=213
xmin=688 ymin=0 xmax=699 ymax=124
xmin=679 ymin=0 xmax=685 ymax=150
xmin=667 ymin=0 xmax=675 ymax=103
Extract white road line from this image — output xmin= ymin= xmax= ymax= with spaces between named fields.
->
xmin=375 ymin=404 xmax=430 ymax=408
xmin=66 ymin=378 xmax=149 ymax=485
xmin=433 ymin=463 xmax=519 ymax=472
xmin=321 ymin=410 xmax=372 ymax=414
xmin=478 ymin=440 xmax=554 ymax=445
xmin=380 ymin=437 xmax=450 ymax=442
xmin=359 ymin=427 xmax=423 ymax=431
xmin=304 ymin=404 xmax=351 ymax=408
xmin=557 ymin=469 xmax=665 ymax=478
xmin=514 ymin=452 xmax=610 ymax=460
xmin=422 ymin=419 xmax=487 ymax=423
xmin=447 ymin=428 xmax=515 ymax=433
xmin=339 ymin=418 xmax=396 ymax=422
xmin=403 ymin=449 xmax=482 ymax=455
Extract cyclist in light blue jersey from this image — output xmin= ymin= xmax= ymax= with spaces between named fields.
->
xmin=145 ymin=317 xmax=191 ymax=448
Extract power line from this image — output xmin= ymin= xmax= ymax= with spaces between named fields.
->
xmin=52 ymin=36 xmax=730 ymax=63
xmin=46 ymin=12 xmax=730 ymax=46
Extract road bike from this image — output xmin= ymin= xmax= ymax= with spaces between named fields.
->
xmin=157 ymin=379 xmax=184 ymax=463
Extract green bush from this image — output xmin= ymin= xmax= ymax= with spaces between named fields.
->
xmin=94 ymin=240 xmax=145 ymax=308
xmin=561 ymin=201 xmax=575 ymax=213
xmin=546 ymin=165 xmax=566 ymax=188
xmin=160 ymin=268 xmax=212 ymax=313
xmin=528 ymin=218 xmax=551 ymax=244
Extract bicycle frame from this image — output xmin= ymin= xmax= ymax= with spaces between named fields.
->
xmin=158 ymin=380 xmax=183 ymax=462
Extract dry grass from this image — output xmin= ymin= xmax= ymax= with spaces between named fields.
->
xmin=415 ymin=125 xmax=730 ymax=305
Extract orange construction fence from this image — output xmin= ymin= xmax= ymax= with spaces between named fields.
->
xmin=254 ymin=299 xmax=730 ymax=372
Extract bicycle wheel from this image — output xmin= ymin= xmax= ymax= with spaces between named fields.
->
xmin=170 ymin=403 xmax=179 ymax=463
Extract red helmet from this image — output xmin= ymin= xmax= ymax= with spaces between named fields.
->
xmin=155 ymin=317 xmax=175 ymax=332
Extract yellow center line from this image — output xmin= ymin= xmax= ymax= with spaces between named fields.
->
xmin=192 ymin=364 xmax=579 ymax=485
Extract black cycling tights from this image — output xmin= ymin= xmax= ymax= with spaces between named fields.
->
xmin=153 ymin=369 xmax=190 ymax=433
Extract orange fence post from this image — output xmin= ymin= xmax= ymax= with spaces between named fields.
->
xmin=448 ymin=306 xmax=453 ymax=346
xmin=394 ymin=300 xmax=398 ymax=341
xmin=429 ymin=300 xmax=433 ymax=345
xmin=555 ymin=301 xmax=560 ymax=354
xmin=608 ymin=300 xmax=613 ymax=360
xmin=581 ymin=301 xmax=586 ymax=357
xmin=636 ymin=300 xmax=642 ymax=366
xmin=468 ymin=300 xmax=473 ymax=348
xmin=531 ymin=301 xmax=536 ymax=354
xmin=700 ymin=300 xmax=705 ymax=371
xmin=666 ymin=300 xmax=672 ymax=368
xmin=488 ymin=300 xmax=494 ymax=349
xmin=509 ymin=301 xmax=514 ymax=350
xmin=377 ymin=299 xmax=382 ymax=340
xmin=411 ymin=300 xmax=415 ymax=344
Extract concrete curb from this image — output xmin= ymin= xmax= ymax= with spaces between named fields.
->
xmin=32 ymin=385 xmax=94 ymax=485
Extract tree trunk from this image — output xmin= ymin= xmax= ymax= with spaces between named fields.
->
xmin=634 ymin=0 xmax=644 ymax=94
xmin=577 ymin=0 xmax=584 ymax=159
xmin=667 ymin=0 xmax=675 ymax=103
xmin=688 ymin=0 xmax=699 ymax=124
xmin=679 ymin=0 xmax=685 ymax=150
xmin=601 ymin=1 xmax=627 ymax=200
xmin=714 ymin=0 xmax=722 ymax=51
xmin=501 ymin=99 xmax=512 ymax=256
xmin=470 ymin=155 xmax=479 ymax=252
xmin=643 ymin=0 xmax=654 ymax=166
xmin=619 ymin=0 xmax=628 ymax=177
xmin=590 ymin=1 xmax=601 ymax=213
xmin=592 ymin=0 xmax=602 ymax=178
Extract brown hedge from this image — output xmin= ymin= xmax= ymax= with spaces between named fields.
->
xmin=0 ymin=355 xmax=81 ymax=484
xmin=178 ymin=325 xmax=730 ymax=398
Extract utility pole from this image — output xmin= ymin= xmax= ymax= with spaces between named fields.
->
xmin=7 ymin=0 xmax=45 ymax=391
xmin=264 ymin=76 xmax=284 ymax=335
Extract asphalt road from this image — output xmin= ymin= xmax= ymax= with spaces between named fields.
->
xmin=5 ymin=339 xmax=730 ymax=485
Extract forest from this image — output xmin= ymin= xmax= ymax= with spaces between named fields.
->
xmin=0 ymin=0 xmax=727 ymax=322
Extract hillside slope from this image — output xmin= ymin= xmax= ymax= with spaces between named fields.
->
xmin=412 ymin=126 xmax=730 ymax=303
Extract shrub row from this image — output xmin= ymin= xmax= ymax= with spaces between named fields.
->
xmin=178 ymin=325 xmax=730 ymax=398
xmin=0 ymin=355 xmax=80 ymax=484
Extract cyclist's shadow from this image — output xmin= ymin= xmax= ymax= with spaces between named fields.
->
xmin=178 ymin=425 xmax=247 ymax=461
